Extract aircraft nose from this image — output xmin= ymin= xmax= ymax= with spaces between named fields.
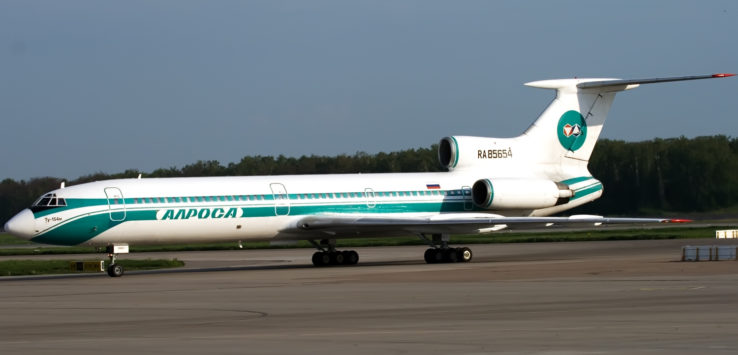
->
xmin=4 ymin=209 xmax=36 ymax=240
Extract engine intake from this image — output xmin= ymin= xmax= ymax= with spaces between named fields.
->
xmin=438 ymin=136 xmax=518 ymax=171
xmin=438 ymin=137 xmax=457 ymax=169
xmin=471 ymin=178 xmax=573 ymax=210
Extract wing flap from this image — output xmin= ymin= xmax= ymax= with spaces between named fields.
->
xmin=287 ymin=213 xmax=689 ymax=235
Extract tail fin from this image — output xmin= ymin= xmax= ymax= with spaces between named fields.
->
xmin=520 ymin=74 xmax=734 ymax=167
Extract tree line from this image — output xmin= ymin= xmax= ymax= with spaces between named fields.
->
xmin=2 ymin=136 xmax=736 ymax=224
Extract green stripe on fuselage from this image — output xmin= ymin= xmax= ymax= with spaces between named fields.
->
xmin=560 ymin=176 xmax=594 ymax=185
xmin=31 ymin=198 xmax=472 ymax=246
xmin=31 ymin=209 xmax=157 ymax=245
xmin=571 ymin=182 xmax=603 ymax=200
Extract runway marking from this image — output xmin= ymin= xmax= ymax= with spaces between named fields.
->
xmin=639 ymin=286 xmax=706 ymax=292
xmin=300 ymin=329 xmax=466 ymax=337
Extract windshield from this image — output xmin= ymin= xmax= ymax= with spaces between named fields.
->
xmin=31 ymin=193 xmax=66 ymax=212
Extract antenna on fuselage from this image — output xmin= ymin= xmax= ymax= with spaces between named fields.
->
xmin=60 ymin=181 xmax=65 ymax=189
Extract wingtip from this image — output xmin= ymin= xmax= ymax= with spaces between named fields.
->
xmin=712 ymin=73 xmax=735 ymax=78
xmin=665 ymin=218 xmax=693 ymax=223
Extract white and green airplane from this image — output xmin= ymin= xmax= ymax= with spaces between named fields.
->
xmin=5 ymin=73 xmax=734 ymax=277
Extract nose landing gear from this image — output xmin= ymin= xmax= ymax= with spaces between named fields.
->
xmin=105 ymin=244 xmax=129 ymax=277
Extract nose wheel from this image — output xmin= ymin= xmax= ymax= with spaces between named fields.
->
xmin=107 ymin=262 xmax=124 ymax=277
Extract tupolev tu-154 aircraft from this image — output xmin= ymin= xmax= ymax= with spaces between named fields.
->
xmin=4 ymin=73 xmax=734 ymax=277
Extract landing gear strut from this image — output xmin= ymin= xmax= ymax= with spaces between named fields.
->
xmin=105 ymin=244 xmax=129 ymax=277
xmin=418 ymin=233 xmax=473 ymax=264
xmin=310 ymin=239 xmax=359 ymax=267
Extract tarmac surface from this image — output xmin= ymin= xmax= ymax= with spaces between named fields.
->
xmin=2 ymin=238 xmax=738 ymax=354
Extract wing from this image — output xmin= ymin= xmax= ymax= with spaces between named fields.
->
xmin=284 ymin=213 xmax=690 ymax=237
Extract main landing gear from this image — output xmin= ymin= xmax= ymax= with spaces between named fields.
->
xmin=418 ymin=233 xmax=473 ymax=264
xmin=105 ymin=244 xmax=129 ymax=277
xmin=310 ymin=239 xmax=359 ymax=267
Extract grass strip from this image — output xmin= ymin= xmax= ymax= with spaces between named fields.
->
xmin=0 ymin=233 xmax=33 ymax=245
xmin=0 ymin=258 xmax=185 ymax=277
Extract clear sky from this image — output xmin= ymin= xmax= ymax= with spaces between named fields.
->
xmin=1 ymin=0 xmax=736 ymax=180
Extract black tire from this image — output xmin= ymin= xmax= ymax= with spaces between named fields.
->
xmin=345 ymin=250 xmax=359 ymax=265
xmin=424 ymin=248 xmax=436 ymax=264
xmin=332 ymin=251 xmax=345 ymax=265
xmin=320 ymin=252 xmax=331 ymax=266
xmin=434 ymin=248 xmax=446 ymax=263
xmin=457 ymin=247 xmax=473 ymax=262
xmin=312 ymin=252 xmax=327 ymax=267
xmin=446 ymin=248 xmax=459 ymax=263
xmin=107 ymin=263 xmax=124 ymax=277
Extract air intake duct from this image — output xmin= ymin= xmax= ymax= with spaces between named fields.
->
xmin=471 ymin=178 xmax=573 ymax=210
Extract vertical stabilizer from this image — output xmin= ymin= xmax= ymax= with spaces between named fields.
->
xmin=520 ymin=74 xmax=734 ymax=170
xmin=521 ymin=78 xmax=622 ymax=166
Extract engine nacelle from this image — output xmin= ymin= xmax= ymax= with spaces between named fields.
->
xmin=438 ymin=136 xmax=516 ymax=171
xmin=471 ymin=178 xmax=573 ymax=210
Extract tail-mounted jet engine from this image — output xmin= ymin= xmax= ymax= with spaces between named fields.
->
xmin=438 ymin=136 xmax=517 ymax=171
xmin=471 ymin=178 xmax=573 ymax=210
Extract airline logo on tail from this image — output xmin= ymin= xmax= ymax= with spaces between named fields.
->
xmin=562 ymin=123 xmax=582 ymax=137
xmin=557 ymin=110 xmax=588 ymax=151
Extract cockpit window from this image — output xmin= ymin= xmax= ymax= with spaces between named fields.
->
xmin=31 ymin=193 xmax=67 ymax=212
xmin=33 ymin=193 xmax=67 ymax=207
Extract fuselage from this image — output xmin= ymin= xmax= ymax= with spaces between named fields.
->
xmin=5 ymin=171 xmax=602 ymax=246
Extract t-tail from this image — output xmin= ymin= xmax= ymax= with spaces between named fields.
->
xmin=439 ymin=74 xmax=734 ymax=179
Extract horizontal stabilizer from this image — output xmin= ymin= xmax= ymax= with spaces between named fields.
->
xmin=577 ymin=73 xmax=734 ymax=90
